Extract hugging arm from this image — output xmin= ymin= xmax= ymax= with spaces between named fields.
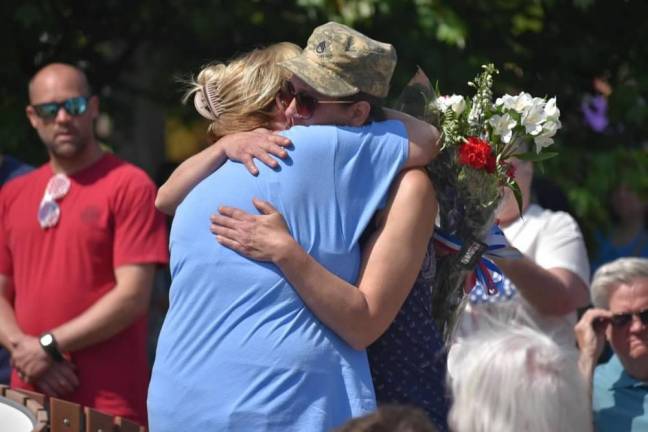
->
xmin=383 ymin=108 xmax=440 ymax=167
xmin=212 ymin=169 xmax=437 ymax=349
xmin=155 ymin=130 xmax=291 ymax=215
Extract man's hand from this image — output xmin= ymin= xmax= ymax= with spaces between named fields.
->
xmin=35 ymin=360 xmax=79 ymax=398
xmin=219 ymin=129 xmax=291 ymax=175
xmin=10 ymin=334 xmax=52 ymax=382
xmin=575 ymin=307 xmax=612 ymax=383
xmin=575 ymin=308 xmax=612 ymax=361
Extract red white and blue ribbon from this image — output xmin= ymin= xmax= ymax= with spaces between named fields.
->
xmin=433 ymin=225 xmax=521 ymax=296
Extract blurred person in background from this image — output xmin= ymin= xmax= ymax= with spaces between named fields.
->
xmin=0 ymin=63 xmax=168 ymax=425
xmin=592 ymin=182 xmax=647 ymax=272
xmin=457 ymin=156 xmax=590 ymax=346
xmin=0 ymin=154 xmax=32 ymax=385
xmin=334 ymin=404 xmax=438 ymax=432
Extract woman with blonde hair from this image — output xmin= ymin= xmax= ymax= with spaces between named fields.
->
xmin=155 ymin=42 xmax=300 ymax=214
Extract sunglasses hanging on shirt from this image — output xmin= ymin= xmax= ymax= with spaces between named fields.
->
xmin=38 ymin=174 xmax=71 ymax=229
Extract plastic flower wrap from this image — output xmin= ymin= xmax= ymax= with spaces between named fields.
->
xmin=394 ymin=64 xmax=560 ymax=342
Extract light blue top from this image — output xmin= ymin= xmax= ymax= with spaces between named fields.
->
xmin=593 ymin=354 xmax=648 ymax=431
xmin=148 ymin=121 xmax=409 ymax=432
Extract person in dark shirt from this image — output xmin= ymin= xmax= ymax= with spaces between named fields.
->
xmin=0 ymin=154 xmax=33 ymax=384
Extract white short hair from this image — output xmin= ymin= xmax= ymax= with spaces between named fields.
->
xmin=591 ymin=257 xmax=648 ymax=308
xmin=448 ymin=308 xmax=592 ymax=432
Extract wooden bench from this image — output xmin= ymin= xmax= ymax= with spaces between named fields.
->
xmin=1 ymin=385 xmax=146 ymax=432
xmin=0 ymin=384 xmax=47 ymax=432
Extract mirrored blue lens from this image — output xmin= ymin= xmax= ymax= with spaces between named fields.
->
xmin=33 ymin=96 xmax=89 ymax=119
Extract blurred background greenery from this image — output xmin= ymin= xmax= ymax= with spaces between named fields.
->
xmin=1 ymin=0 xmax=646 ymax=257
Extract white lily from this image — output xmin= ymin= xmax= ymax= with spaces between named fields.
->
xmin=435 ymin=95 xmax=466 ymax=114
xmin=488 ymin=113 xmax=516 ymax=143
xmin=534 ymin=135 xmax=554 ymax=153
xmin=541 ymin=119 xmax=561 ymax=138
xmin=544 ymin=97 xmax=560 ymax=120
xmin=521 ymin=101 xmax=547 ymax=135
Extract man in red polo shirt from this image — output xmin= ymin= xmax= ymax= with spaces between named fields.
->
xmin=0 ymin=63 xmax=168 ymax=425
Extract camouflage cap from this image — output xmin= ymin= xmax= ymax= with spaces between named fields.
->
xmin=279 ymin=22 xmax=397 ymax=98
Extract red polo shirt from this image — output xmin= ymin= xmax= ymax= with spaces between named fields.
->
xmin=0 ymin=153 xmax=169 ymax=425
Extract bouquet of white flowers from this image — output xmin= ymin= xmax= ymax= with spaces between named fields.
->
xmin=395 ymin=65 xmax=560 ymax=342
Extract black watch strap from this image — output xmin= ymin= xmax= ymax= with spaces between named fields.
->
xmin=39 ymin=332 xmax=64 ymax=362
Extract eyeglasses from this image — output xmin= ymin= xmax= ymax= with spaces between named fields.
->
xmin=38 ymin=174 xmax=71 ymax=229
xmin=610 ymin=308 xmax=648 ymax=328
xmin=280 ymin=81 xmax=355 ymax=119
xmin=32 ymin=96 xmax=89 ymax=120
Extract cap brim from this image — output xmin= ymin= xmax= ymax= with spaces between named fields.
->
xmin=279 ymin=56 xmax=358 ymax=98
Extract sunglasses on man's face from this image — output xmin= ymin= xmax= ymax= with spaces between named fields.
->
xmin=280 ymin=81 xmax=354 ymax=119
xmin=610 ymin=308 xmax=648 ymax=328
xmin=32 ymin=96 xmax=89 ymax=120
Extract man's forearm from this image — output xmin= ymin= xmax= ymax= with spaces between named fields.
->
xmin=51 ymin=287 xmax=147 ymax=353
xmin=494 ymin=256 xmax=588 ymax=315
xmin=51 ymin=266 xmax=154 ymax=353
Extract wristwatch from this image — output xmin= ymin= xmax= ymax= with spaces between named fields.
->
xmin=39 ymin=332 xmax=64 ymax=362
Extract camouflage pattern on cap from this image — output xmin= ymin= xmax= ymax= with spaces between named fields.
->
xmin=279 ymin=22 xmax=397 ymax=98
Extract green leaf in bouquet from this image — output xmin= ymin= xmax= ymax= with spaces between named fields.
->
xmin=508 ymin=180 xmax=524 ymax=216
xmin=513 ymin=151 xmax=558 ymax=162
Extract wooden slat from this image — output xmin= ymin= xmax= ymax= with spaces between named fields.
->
xmin=4 ymin=388 xmax=27 ymax=405
xmin=0 ymin=383 xmax=8 ymax=396
xmin=26 ymin=397 xmax=44 ymax=415
xmin=14 ymin=388 xmax=47 ymax=406
xmin=37 ymin=409 xmax=49 ymax=423
xmin=33 ymin=409 xmax=49 ymax=432
xmin=50 ymin=397 xmax=83 ymax=432
xmin=115 ymin=416 xmax=144 ymax=432
xmin=84 ymin=406 xmax=114 ymax=432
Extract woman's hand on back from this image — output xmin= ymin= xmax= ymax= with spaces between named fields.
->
xmin=210 ymin=197 xmax=295 ymax=262
xmin=219 ymin=129 xmax=292 ymax=176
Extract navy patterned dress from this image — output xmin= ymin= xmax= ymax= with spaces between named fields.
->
xmin=366 ymin=240 xmax=450 ymax=431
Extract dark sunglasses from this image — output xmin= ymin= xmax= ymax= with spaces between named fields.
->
xmin=279 ymin=81 xmax=354 ymax=119
xmin=610 ymin=308 xmax=648 ymax=328
xmin=32 ymin=96 xmax=89 ymax=119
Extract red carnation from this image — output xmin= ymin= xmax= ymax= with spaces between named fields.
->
xmin=458 ymin=137 xmax=496 ymax=174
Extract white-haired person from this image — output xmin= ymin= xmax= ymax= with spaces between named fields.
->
xmin=448 ymin=303 xmax=592 ymax=432
xmin=575 ymin=257 xmax=648 ymax=432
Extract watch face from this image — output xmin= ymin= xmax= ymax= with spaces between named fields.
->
xmin=40 ymin=333 xmax=53 ymax=346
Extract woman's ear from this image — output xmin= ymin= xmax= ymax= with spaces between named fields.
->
xmin=348 ymin=101 xmax=371 ymax=126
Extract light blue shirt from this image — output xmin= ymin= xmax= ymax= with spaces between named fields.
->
xmin=593 ymin=354 xmax=648 ymax=431
xmin=148 ymin=121 xmax=409 ymax=432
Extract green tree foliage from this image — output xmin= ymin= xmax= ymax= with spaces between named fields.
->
xmin=1 ymin=0 xmax=645 ymax=249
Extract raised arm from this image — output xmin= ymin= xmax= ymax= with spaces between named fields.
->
xmin=384 ymin=108 xmax=440 ymax=168
xmin=492 ymin=257 xmax=590 ymax=315
xmin=212 ymin=168 xmax=437 ymax=349
xmin=574 ymin=308 xmax=612 ymax=395
xmin=155 ymin=130 xmax=291 ymax=215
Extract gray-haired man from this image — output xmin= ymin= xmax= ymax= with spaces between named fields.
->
xmin=576 ymin=257 xmax=648 ymax=432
